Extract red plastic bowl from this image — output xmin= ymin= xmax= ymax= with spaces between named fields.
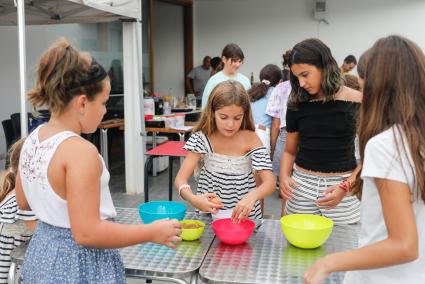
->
xmin=211 ymin=218 xmax=256 ymax=245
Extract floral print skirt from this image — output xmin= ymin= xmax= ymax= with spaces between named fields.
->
xmin=21 ymin=221 xmax=125 ymax=283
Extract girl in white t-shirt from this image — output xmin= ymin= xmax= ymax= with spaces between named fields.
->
xmin=304 ymin=35 xmax=425 ymax=284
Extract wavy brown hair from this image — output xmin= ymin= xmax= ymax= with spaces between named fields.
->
xmin=288 ymin=38 xmax=344 ymax=109
xmin=353 ymin=35 xmax=425 ymax=202
xmin=0 ymin=138 xmax=25 ymax=202
xmin=28 ymin=38 xmax=106 ymax=114
xmin=194 ymin=81 xmax=255 ymax=136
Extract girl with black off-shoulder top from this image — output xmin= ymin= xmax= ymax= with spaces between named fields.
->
xmin=279 ymin=38 xmax=361 ymax=224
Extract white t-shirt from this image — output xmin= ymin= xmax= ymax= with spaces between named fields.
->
xmin=344 ymin=126 xmax=425 ymax=284
xmin=201 ymin=71 xmax=251 ymax=109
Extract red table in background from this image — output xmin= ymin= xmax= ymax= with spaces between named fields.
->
xmin=144 ymin=141 xmax=187 ymax=202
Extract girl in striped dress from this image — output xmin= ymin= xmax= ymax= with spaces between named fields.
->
xmin=0 ymin=139 xmax=37 ymax=283
xmin=175 ymin=81 xmax=276 ymax=222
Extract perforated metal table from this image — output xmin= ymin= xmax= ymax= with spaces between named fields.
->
xmin=198 ymin=220 xmax=359 ymax=284
xmin=116 ymin=207 xmax=215 ymax=284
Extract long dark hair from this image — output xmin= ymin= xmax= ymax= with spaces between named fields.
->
xmin=287 ymin=38 xmax=344 ymax=108
xmin=353 ymin=35 xmax=425 ymax=202
xmin=249 ymin=64 xmax=282 ymax=102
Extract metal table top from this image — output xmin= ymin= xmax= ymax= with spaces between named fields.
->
xmin=116 ymin=207 xmax=215 ymax=281
xmin=199 ymin=219 xmax=359 ymax=284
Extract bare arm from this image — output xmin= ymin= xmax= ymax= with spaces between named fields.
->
xmin=279 ymin=132 xmax=300 ymax=199
xmin=174 ymin=152 xmax=222 ymax=213
xmin=304 ymin=179 xmax=418 ymax=284
xmin=66 ymin=140 xmax=180 ymax=249
xmin=233 ymin=133 xmax=276 ymax=221
xmin=270 ymin=117 xmax=281 ymax=159
xmin=15 ymin=171 xmax=31 ymax=210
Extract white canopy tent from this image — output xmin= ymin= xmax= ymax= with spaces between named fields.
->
xmin=1 ymin=0 xmax=145 ymax=195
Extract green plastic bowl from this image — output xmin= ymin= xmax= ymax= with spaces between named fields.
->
xmin=180 ymin=220 xmax=205 ymax=241
xmin=280 ymin=214 xmax=334 ymax=249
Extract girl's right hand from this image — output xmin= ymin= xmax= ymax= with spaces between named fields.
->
xmin=280 ymin=176 xmax=299 ymax=200
xmin=150 ymin=219 xmax=182 ymax=249
xmin=191 ymin=193 xmax=223 ymax=214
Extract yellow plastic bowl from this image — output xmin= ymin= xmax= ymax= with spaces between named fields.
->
xmin=280 ymin=214 xmax=334 ymax=249
xmin=180 ymin=220 xmax=205 ymax=241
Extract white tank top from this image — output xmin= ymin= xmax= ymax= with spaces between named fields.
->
xmin=19 ymin=125 xmax=117 ymax=228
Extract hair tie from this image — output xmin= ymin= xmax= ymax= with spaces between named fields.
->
xmin=65 ymin=57 xmax=107 ymax=92
xmin=261 ymin=79 xmax=271 ymax=86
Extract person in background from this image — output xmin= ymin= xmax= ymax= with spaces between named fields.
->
xmin=186 ymin=56 xmax=211 ymax=98
xmin=304 ymin=35 xmax=425 ymax=284
xmin=175 ymin=81 xmax=275 ymax=222
xmin=280 ymin=38 xmax=361 ymax=224
xmin=248 ymin=64 xmax=283 ymax=152
xmin=201 ymin=43 xmax=251 ymax=108
xmin=0 ymin=139 xmax=36 ymax=283
xmin=282 ymin=50 xmax=292 ymax=81
xmin=340 ymin=54 xmax=357 ymax=74
xmin=16 ymin=38 xmax=181 ymax=283
xmin=210 ymin=56 xmax=222 ymax=76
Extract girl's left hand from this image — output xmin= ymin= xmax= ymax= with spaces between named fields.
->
xmin=303 ymin=257 xmax=331 ymax=284
xmin=316 ymin=185 xmax=346 ymax=210
xmin=232 ymin=193 xmax=256 ymax=223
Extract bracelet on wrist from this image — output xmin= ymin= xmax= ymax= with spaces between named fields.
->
xmin=178 ymin=184 xmax=191 ymax=199
xmin=338 ymin=180 xmax=352 ymax=193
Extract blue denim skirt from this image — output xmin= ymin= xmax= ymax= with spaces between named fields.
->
xmin=22 ymin=221 xmax=125 ymax=283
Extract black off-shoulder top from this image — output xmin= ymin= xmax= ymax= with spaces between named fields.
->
xmin=286 ymin=100 xmax=359 ymax=173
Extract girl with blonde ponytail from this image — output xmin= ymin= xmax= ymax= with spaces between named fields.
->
xmin=0 ymin=139 xmax=36 ymax=283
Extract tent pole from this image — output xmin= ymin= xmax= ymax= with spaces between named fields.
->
xmin=17 ymin=0 xmax=28 ymax=137
xmin=123 ymin=21 xmax=145 ymax=195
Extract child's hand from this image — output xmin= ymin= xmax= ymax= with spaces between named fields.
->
xmin=316 ymin=185 xmax=346 ymax=210
xmin=303 ymin=257 xmax=331 ymax=284
xmin=280 ymin=176 xmax=299 ymax=200
xmin=150 ymin=219 xmax=182 ymax=249
xmin=192 ymin=193 xmax=223 ymax=214
xmin=232 ymin=193 xmax=256 ymax=223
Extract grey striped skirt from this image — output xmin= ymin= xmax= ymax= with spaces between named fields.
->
xmin=285 ymin=168 xmax=361 ymax=224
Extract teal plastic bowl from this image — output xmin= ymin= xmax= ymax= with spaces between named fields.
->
xmin=138 ymin=201 xmax=187 ymax=224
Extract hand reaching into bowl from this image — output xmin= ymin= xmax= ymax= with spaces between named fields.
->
xmin=232 ymin=192 xmax=256 ymax=223
xmin=150 ymin=219 xmax=182 ymax=249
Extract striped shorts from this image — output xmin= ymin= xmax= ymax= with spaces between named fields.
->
xmin=285 ymin=169 xmax=361 ymax=224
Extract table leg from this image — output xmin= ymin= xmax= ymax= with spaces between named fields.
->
xmin=178 ymin=132 xmax=185 ymax=165
xmin=169 ymin=156 xmax=173 ymax=201
xmin=152 ymin=132 xmax=158 ymax=176
xmin=100 ymin=128 xmax=109 ymax=169
xmin=144 ymin=156 xmax=153 ymax=203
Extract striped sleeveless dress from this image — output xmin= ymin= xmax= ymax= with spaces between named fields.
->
xmin=184 ymin=132 xmax=272 ymax=219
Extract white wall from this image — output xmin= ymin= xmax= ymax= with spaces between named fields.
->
xmin=153 ymin=2 xmax=185 ymax=98
xmin=194 ymin=0 xmax=425 ymax=79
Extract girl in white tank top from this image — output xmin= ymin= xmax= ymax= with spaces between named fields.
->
xmin=16 ymin=38 xmax=181 ymax=283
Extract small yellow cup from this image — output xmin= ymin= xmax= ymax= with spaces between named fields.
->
xmin=180 ymin=220 xmax=205 ymax=241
